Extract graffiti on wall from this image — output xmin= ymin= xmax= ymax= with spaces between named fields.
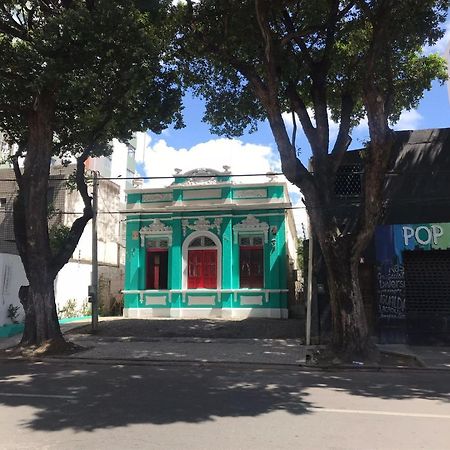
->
xmin=377 ymin=264 xmax=405 ymax=319
xmin=375 ymin=222 xmax=450 ymax=322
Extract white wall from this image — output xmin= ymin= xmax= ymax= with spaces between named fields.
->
xmin=0 ymin=253 xmax=27 ymax=326
xmin=54 ymin=261 xmax=91 ymax=314
xmin=54 ymin=261 xmax=124 ymax=316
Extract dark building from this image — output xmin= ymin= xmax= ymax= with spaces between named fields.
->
xmin=311 ymin=128 xmax=450 ymax=344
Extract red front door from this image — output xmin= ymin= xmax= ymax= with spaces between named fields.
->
xmin=188 ymin=249 xmax=217 ymax=289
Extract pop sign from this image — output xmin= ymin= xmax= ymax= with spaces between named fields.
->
xmin=402 ymin=225 xmax=443 ymax=247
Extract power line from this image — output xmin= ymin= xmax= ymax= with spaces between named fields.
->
xmin=2 ymin=193 xmax=450 ymax=215
xmin=2 ymin=168 xmax=450 ymax=183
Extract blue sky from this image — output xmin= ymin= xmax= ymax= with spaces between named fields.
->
xmin=140 ymin=79 xmax=450 ymax=172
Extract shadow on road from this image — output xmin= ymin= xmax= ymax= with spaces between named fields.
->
xmin=0 ymin=361 xmax=449 ymax=433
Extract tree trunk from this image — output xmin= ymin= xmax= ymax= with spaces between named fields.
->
xmin=28 ymin=278 xmax=62 ymax=344
xmin=18 ymin=285 xmax=36 ymax=345
xmin=14 ymin=89 xmax=66 ymax=348
xmin=319 ymin=236 xmax=371 ymax=358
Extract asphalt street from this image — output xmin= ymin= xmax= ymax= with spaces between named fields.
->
xmin=0 ymin=360 xmax=449 ymax=450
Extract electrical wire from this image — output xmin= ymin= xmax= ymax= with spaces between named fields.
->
xmin=1 ymin=168 xmax=450 ymax=182
xmin=2 ymin=193 xmax=450 ymax=215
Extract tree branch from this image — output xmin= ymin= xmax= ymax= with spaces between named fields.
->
xmin=286 ymin=82 xmax=320 ymax=153
xmin=355 ymin=0 xmax=373 ymax=18
xmin=12 ymin=145 xmax=29 ymax=277
xmin=291 ymin=110 xmax=297 ymax=152
xmin=281 ymin=9 xmax=314 ymax=68
xmin=49 ymin=148 xmax=93 ymax=278
xmin=11 ymin=145 xmax=25 ymax=188
xmin=0 ymin=21 xmax=30 ymax=41
xmin=331 ymin=92 xmax=354 ymax=164
xmin=255 ymin=0 xmax=279 ymax=96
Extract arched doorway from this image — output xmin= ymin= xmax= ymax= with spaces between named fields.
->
xmin=182 ymin=231 xmax=222 ymax=289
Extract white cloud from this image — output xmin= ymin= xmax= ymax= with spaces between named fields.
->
xmin=140 ymin=137 xmax=279 ymax=188
xmin=139 ymin=136 xmax=307 ymax=235
xmin=393 ymin=109 xmax=423 ymax=131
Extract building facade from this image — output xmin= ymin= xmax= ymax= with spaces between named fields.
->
xmin=375 ymin=222 xmax=450 ymax=344
xmin=310 ymin=128 xmax=450 ymax=344
xmin=0 ymin=165 xmax=124 ymax=325
xmin=123 ymin=169 xmax=298 ymax=319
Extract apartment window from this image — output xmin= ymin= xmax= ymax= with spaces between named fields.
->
xmin=239 ymin=235 xmax=264 ymax=288
xmin=0 ymin=198 xmax=6 ymax=210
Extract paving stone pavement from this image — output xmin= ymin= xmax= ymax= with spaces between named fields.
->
xmin=3 ymin=318 xmax=450 ymax=369
xmin=66 ymin=334 xmax=306 ymax=365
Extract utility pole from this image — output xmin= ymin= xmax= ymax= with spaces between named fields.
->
xmin=306 ymin=229 xmax=313 ymax=346
xmin=306 ymin=161 xmax=314 ymax=347
xmin=91 ymin=171 xmax=99 ymax=332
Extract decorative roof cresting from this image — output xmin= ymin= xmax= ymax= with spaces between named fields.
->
xmin=172 ymin=166 xmax=232 ymax=185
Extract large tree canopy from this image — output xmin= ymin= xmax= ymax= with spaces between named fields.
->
xmin=0 ymin=0 xmax=183 ymax=348
xmin=178 ymin=0 xmax=448 ymax=357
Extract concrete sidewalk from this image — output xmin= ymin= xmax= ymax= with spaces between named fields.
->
xmin=64 ymin=334 xmax=306 ymax=366
xmin=2 ymin=319 xmax=450 ymax=369
xmin=0 ymin=320 xmax=306 ymax=366
xmin=379 ymin=344 xmax=450 ymax=370
xmin=0 ymin=321 xmax=90 ymax=351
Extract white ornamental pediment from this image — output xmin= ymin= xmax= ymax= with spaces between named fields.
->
xmin=182 ymin=217 xmax=222 ymax=236
xmin=139 ymin=219 xmax=173 ymax=246
xmin=233 ymin=215 xmax=269 ymax=243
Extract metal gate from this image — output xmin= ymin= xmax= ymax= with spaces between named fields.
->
xmin=403 ymin=250 xmax=450 ymax=344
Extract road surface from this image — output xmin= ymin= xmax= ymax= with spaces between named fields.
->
xmin=0 ymin=360 xmax=449 ymax=449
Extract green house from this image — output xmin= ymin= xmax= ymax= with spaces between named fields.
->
xmin=123 ymin=168 xmax=299 ymax=319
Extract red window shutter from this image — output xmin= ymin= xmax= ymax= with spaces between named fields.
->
xmin=188 ymin=249 xmax=217 ymax=289
xmin=240 ymin=247 xmax=263 ymax=288
xmin=203 ymin=249 xmax=217 ymax=289
xmin=188 ymin=250 xmax=201 ymax=289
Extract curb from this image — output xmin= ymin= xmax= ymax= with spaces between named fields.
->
xmin=1 ymin=353 xmax=450 ymax=373
xmin=65 ymin=335 xmax=303 ymax=344
xmin=379 ymin=349 xmax=426 ymax=368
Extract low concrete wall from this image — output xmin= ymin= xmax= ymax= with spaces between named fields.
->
xmin=0 ymin=253 xmax=27 ymax=327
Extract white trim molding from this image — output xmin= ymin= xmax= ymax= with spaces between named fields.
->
xmin=187 ymin=295 xmax=216 ymax=306
xmin=145 ymin=295 xmax=167 ymax=306
xmin=139 ymin=219 xmax=173 ymax=247
xmin=234 ymin=189 xmax=267 ymax=199
xmin=123 ymin=307 xmax=288 ymax=319
xmin=233 ymin=215 xmax=269 ymax=243
xmin=182 ymin=217 xmax=222 ymax=237
xmin=142 ymin=192 xmax=172 ymax=202
xmin=183 ymin=188 xmax=222 ymax=200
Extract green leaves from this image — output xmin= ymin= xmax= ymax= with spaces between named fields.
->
xmin=0 ymin=0 xmax=183 ymax=156
xmin=180 ymin=0 xmax=448 ymax=141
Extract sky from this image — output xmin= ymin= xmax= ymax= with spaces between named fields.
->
xmin=132 ymin=19 xmax=450 ymax=237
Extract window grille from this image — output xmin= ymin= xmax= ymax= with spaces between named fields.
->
xmin=334 ymin=164 xmax=362 ymax=197
xmin=239 ymin=235 xmax=264 ymax=247
xmin=189 ymin=236 xmax=216 ymax=248
xmin=146 ymin=238 xmax=169 ymax=249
